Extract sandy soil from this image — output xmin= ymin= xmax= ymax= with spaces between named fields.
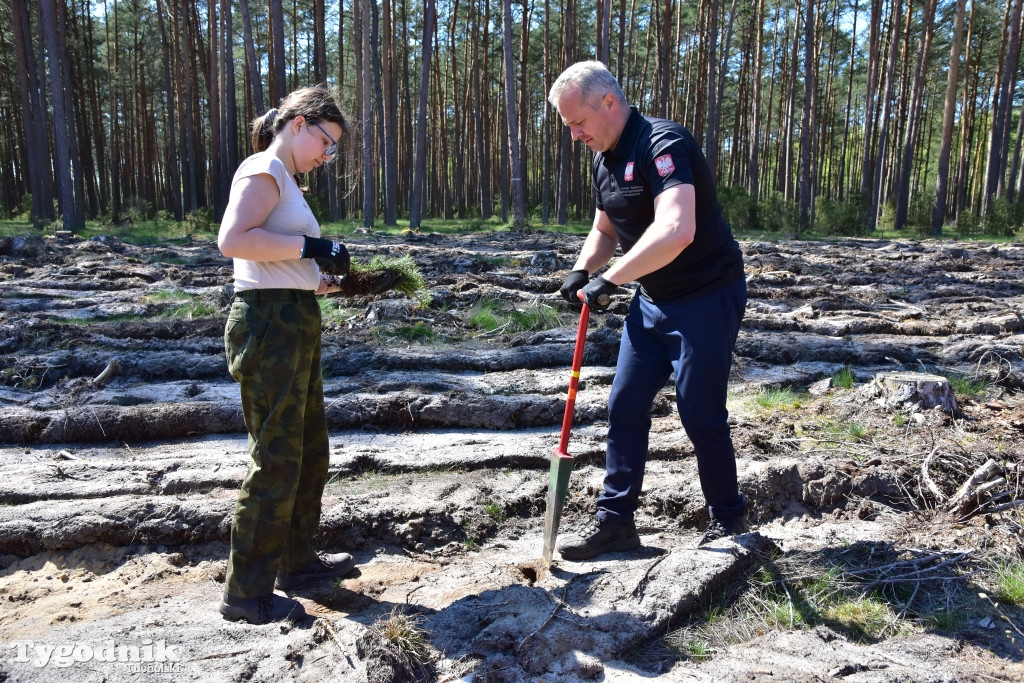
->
xmin=1 ymin=231 xmax=1022 ymax=682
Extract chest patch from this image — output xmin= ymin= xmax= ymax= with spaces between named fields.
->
xmin=655 ymin=154 xmax=675 ymax=177
xmin=624 ymin=162 xmax=635 ymax=182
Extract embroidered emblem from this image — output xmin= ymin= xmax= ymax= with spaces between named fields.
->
xmin=624 ymin=162 xmax=634 ymax=182
xmin=655 ymin=154 xmax=675 ymax=177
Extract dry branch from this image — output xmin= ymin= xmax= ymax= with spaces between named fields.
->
xmin=921 ymin=446 xmax=944 ymax=501
xmin=946 ymin=459 xmax=1002 ymax=516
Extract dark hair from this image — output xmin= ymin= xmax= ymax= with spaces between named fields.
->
xmin=249 ymin=85 xmax=350 ymax=154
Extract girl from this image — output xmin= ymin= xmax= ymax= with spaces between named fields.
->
xmin=217 ymin=86 xmax=355 ymax=624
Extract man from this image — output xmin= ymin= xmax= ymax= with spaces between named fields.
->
xmin=549 ymin=61 xmax=748 ymax=561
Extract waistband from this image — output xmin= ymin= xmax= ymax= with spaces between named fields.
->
xmin=234 ymin=288 xmax=315 ymax=303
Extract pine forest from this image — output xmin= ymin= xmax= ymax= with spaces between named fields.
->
xmin=1 ymin=0 xmax=1023 ymax=237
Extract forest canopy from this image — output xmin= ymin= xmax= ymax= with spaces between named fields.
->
xmin=1 ymin=0 xmax=1023 ymax=237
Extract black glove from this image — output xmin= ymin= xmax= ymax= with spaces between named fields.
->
xmin=302 ymin=236 xmax=350 ymax=276
xmin=559 ymin=269 xmax=590 ymax=304
xmin=581 ymin=276 xmax=620 ymax=312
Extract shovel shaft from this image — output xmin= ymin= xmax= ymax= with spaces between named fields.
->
xmin=555 ymin=302 xmax=591 ymax=456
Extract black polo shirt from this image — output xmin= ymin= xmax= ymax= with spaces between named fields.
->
xmin=593 ymin=107 xmax=744 ymax=302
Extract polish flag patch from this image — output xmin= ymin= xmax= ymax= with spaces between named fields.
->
xmin=624 ymin=162 xmax=634 ymax=182
xmin=655 ymin=154 xmax=675 ymax=177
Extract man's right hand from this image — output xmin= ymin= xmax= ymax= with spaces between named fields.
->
xmin=302 ymin=236 xmax=350 ymax=276
xmin=559 ymin=269 xmax=589 ymax=304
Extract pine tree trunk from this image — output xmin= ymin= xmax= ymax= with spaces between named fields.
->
xmin=361 ymin=0 xmax=375 ymax=227
xmin=383 ymin=0 xmax=399 ymax=224
xmin=518 ymin=0 xmax=532 ymax=211
xmin=39 ymin=0 xmax=84 ymax=232
xmin=704 ymin=0 xmax=719 ymax=176
xmin=932 ymin=0 xmax=967 ymax=235
xmin=557 ymin=0 xmax=575 ymax=225
xmin=746 ymin=0 xmax=764 ymax=201
xmin=409 ymin=0 xmax=435 ymax=228
xmin=859 ymin=0 xmax=883 ymax=197
xmin=893 ymin=0 xmax=937 ymax=231
xmin=502 ymin=0 xmax=526 ymax=225
xmin=798 ymin=0 xmax=814 ymax=228
xmin=984 ymin=0 xmax=1023 ymax=211
xmin=82 ymin=5 xmax=109 ymax=216
xmin=154 ymin=0 xmax=183 ymax=220
xmin=869 ymin=0 xmax=903 ymax=230
xmin=270 ymin=0 xmax=287 ymax=106
xmin=542 ymin=0 xmax=552 ymax=223
xmin=10 ymin=0 xmax=54 ymax=224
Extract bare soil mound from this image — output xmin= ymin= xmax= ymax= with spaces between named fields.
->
xmin=1 ymin=231 xmax=1022 ymax=681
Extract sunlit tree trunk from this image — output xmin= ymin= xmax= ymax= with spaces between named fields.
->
xmin=984 ymin=0 xmax=1023 ymax=212
xmin=409 ymin=0 xmax=435 ymax=228
xmin=933 ymin=0 xmax=968 ymax=234
xmin=502 ymin=0 xmax=526 ymax=224
xmin=893 ymin=0 xmax=937 ymax=231
xmin=869 ymin=0 xmax=903 ymax=230
xmin=798 ymin=0 xmax=814 ymax=228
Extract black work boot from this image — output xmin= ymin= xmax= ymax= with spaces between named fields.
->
xmin=697 ymin=515 xmax=751 ymax=546
xmin=557 ymin=517 xmax=641 ymax=561
xmin=275 ymin=552 xmax=356 ymax=590
xmin=219 ymin=592 xmax=305 ymax=624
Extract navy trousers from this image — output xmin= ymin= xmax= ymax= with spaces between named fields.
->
xmin=597 ymin=276 xmax=747 ymax=523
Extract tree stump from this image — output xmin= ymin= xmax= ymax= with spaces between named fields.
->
xmin=873 ymin=371 xmax=958 ymax=413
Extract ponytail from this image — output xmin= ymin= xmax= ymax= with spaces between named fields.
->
xmin=250 ymin=108 xmax=279 ymax=153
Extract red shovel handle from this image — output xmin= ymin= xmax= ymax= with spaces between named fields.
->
xmin=555 ymin=298 xmax=591 ymax=456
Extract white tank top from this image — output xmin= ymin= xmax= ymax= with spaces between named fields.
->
xmin=230 ymin=151 xmax=322 ymax=292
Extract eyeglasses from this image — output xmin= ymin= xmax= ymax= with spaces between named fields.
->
xmin=306 ymin=121 xmax=338 ymax=162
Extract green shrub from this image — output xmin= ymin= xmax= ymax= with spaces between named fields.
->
xmin=17 ymin=193 xmax=32 ymax=220
xmin=754 ymin=192 xmax=800 ymax=233
xmin=955 ymin=210 xmax=984 ymax=237
xmin=984 ymin=197 xmax=1024 ymax=237
xmin=876 ymin=201 xmax=896 ymax=231
xmin=818 ymin=192 xmax=870 ymax=236
xmin=906 ymin=194 xmax=936 ymax=235
xmin=184 ymin=208 xmax=213 ymax=235
xmin=718 ymin=186 xmax=758 ymax=234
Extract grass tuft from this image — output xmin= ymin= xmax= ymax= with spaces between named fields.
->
xmin=824 ymin=597 xmax=895 ymax=641
xmin=831 ymin=365 xmax=855 ymax=389
xmin=751 ymin=386 xmax=803 ymax=410
xmin=994 ymin=561 xmax=1024 ymax=605
xmin=945 ymin=372 xmax=989 ymax=399
xmin=483 ymin=501 xmax=505 ymax=523
xmin=364 ymin=608 xmax=433 ymax=672
xmin=469 ymin=296 xmax=564 ymax=334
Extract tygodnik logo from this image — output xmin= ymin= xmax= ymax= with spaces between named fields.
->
xmin=9 ymin=638 xmax=182 ymax=671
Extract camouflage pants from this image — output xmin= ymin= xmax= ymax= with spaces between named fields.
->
xmin=223 ymin=288 xmax=329 ymax=598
